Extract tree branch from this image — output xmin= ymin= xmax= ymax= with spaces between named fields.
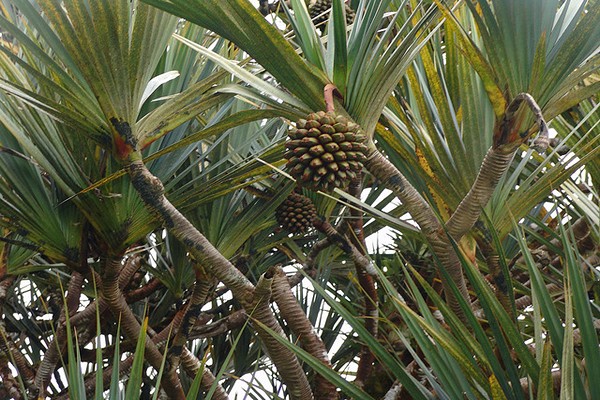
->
xmin=34 ymin=271 xmax=84 ymax=395
xmin=167 ymin=273 xmax=216 ymax=375
xmin=250 ymin=271 xmax=315 ymax=400
xmin=126 ymin=158 xmax=313 ymax=400
xmin=270 ymin=266 xmax=338 ymax=400
xmin=102 ymin=255 xmax=185 ymax=399
xmin=363 ymin=150 xmax=469 ymax=317
xmin=347 ymin=175 xmax=376 ymax=387
xmin=288 ymin=237 xmax=333 ymax=288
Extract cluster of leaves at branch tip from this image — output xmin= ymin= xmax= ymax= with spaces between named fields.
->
xmin=284 ymin=111 xmax=368 ymax=192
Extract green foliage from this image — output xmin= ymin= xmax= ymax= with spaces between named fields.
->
xmin=0 ymin=1 xmax=597 ymax=399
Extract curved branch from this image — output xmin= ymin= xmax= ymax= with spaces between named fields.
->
xmin=251 ymin=272 xmax=315 ymax=400
xmin=34 ymin=271 xmax=84 ymax=394
xmin=363 ymin=149 xmax=441 ymax=237
xmin=180 ymin=348 xmax=230 ymax=400
xmin=0 ymin=323 xmax=36 ymax=392
xmin=365 ymin=93 xmax=550 ymax=319
xmin=125 ymin=277 xmax=163 ymax=303
xmin=445 ymin=148 xmax=514 ymax=240
xmin=448 ymin=93 xmax=549 ymax=240
xmin=270 ymin=266 xmax=338 ymax=400
xmin=287 ymin=236 xmax=332 ymax=288
xmin=102 ymin=255 xmax=185 ymax=399
xmin=167 ymin=274 xmax=216 ymax=374
xmin=347 ymin=175 xmax=376 ymax=387
xmin=189 ymin=310 xmax=247 ymax=340
xmin=312 ymin=217 xmax=390 ymax=385
xmin=0 ymin=358 xmax=22 ymax=400
xmin=35 ymin=258 xmax=141 ymax=396
xmin=363 ymin=150 xmax=469 ymax=316
xmin=126 ymin=158 xmax=313 ymax=400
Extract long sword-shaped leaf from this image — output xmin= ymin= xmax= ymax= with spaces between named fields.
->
xmin=559 ymin=275 xmax=574 ymax=400
xmin=142 ymin=0 xmax=328 ymax=110
xmin=561 ymin=221 xmax=600 ymax=400
xmin=306 ymin=276 xmax=433 ymax=400
xmin=124 ymin=316 xmax=148 ymax=399
xmin=172 ymin=34 xmax=310 ymax=112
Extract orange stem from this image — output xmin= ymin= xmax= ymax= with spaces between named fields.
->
xmin=324 ymin=84 xmax=342 ymax=113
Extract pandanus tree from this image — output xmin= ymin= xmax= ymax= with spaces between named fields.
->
xmin=0 ymin=1 xmax=307 ymax=398
xmin=0 ymin=0 xmax=598 ymax=399
xmin=144 ymin=0 xmax=599 ymax=311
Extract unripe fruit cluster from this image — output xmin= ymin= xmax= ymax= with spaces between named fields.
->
xmin=310 ymin=0 xmax=355 ymax=26
xmin=275 ymin=192 xmax=317 ymax=233
xmin=284 ymin=111 xmax=368 ymax=192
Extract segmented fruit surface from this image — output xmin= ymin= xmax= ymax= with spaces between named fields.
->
xmin=275 ymin=192 xmax=317 ymax=234
xmin=285 ymin=111 xmax=368 ymax=192
xmin=309 ymin=0 xmax=355 ymax=27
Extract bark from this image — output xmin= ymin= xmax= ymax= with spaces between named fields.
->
xmin=364 ymin=93 xmax=549 ymax=319
xmin=180 ymin=348 xmax=230 ymax=400
xmin=126 ymin=158 xmax=313 ymax=400
xmin=0 ymin=276 xmax=15 ymax=307
xmin=55 ymin=297 xmax=227 ymax=400
xmin=167 ymin=275 xmax=216 ymax=374
xmin=69 ymin=267 xmax=135 ymax=328
xmin=127 ymin=160 xmax=255 ymax=297
xmin=0 ymin=323 xmax=36 ymax=392
xmin=34 ymin=272 xmax=84 ymax=393
xmin=348 ymin=175 xmax=377 ymax=387
xmin=311 ymin=218 xmax=392 ymax=388
xmin=439 ymin=93 xmax=548 ymax=310
xmin=445 ymin=148 xmax=514 ymax=240
xmin=125 ymin=277 xmax=163 ymax=303
xmin=512 ymin=217 xmax=594 ymax=268
xmin=270 ymin=266 xmax=338 ymax=400
xmin=189 ymin=310 xmax=247 ymax=340
xmin=55 ymin=353 xmax=135 ymax=400
xmin=250 ymin=272 xmax=315 ymax=400
xmin=513 ymin=284 xmax=562 ymax=311
xmin=34 ymin=259 xmax=140 ymax=397
xmin=363 ymin=150 xmax=442 ymax=238
xmin=382 ymin=361 xmax=431 ymax=400
xmin=288 ymin=237 xmax=333 ymax=288
xmin=102 ymin=255 xmax=185 ymax=399
xmin=0 ymin=357 xmax=22 ymax=400
xmin=0 ymin=277 xmax=29 ymax=392
xmin=363 ymin=150 xmax=469 ymax=317
xmin=150 ymin=317 xmax=230 ymax=400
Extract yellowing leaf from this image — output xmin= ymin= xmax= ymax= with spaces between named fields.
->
xmin=489 ymin=374 xmax=508 ymax=400
xmin=436 ymin=1 xmax=506 ymax=117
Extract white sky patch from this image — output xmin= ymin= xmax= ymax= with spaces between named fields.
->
xmin=362 ymin=188 xmax=403 ymax=254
